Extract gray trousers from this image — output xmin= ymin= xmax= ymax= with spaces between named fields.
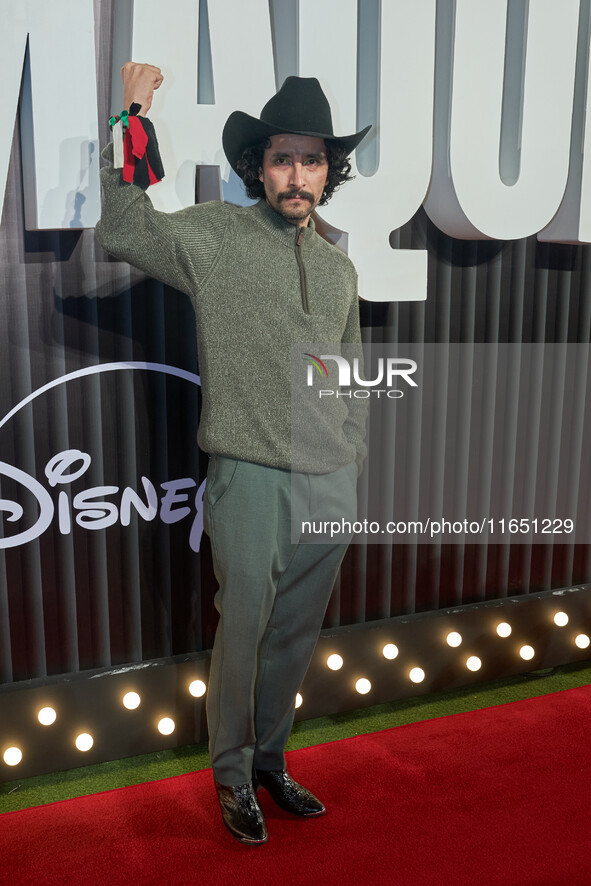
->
xmin=204 ymin=455 xmax=356 ymax=786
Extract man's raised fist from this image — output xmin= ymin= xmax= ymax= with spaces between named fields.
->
xmin=121 ymin=62 xmax=164 ymax=114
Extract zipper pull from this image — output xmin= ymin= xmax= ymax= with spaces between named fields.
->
xmin=296 ymin=229 xmax=304 ymax=247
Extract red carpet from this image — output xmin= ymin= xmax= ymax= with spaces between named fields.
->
xmin=2 ymin=686 xmax=591 ymax=886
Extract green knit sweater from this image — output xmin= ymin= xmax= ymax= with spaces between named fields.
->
xmin=95 ymin=154 xmax=366 ymax=474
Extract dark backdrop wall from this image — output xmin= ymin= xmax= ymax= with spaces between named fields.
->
xmin=1 ymin=0 xmax=590 ymax=687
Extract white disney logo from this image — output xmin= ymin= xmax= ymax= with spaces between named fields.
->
xmin=0 ymin=362 xmax=205 ymax=551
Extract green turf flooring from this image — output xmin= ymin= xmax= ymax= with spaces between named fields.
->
xmin=1 ymin=659 xmax=590 ymax=814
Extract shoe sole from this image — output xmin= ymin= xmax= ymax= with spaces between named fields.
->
xmin=274 ymin=803 xmax=326 ymax=817
xmin=222 ymin=821 xmax=268 ymax=845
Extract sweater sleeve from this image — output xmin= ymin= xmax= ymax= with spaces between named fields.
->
xmin=95 ymin=140 xmax=229 ymax=297
xmin=341 ymin=292 xmax=368 ymax=476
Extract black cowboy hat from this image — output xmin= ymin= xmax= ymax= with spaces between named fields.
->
xmin=222 ymin=76 xmax=371 ymax=175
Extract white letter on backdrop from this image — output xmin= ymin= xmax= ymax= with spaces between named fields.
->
xmin=0 ymin=0 xmax=99 ymax=229
xmin=128 ymin=0 xmax=275 ymax=212
xmin=539 ymin=4 xmax=591 ymax=243
xmin=424 ymin=0 xmax=579 ymax=240
xmin=298 ymin=0 xmax=436 ymax=302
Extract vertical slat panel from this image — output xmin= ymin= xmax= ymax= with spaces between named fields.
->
xmin=0 ymin=478 xmax=12 ymax=682
xmin=114 ymin=293 xmax=143 ymax=663
xmin=0 ymin=128 xmax=27 ymax=683
xmin=44 ymin=256 xmax=80 ymax=675
xmin=10 ymin=265 xmax=47 ymax=679
xmin=449 ymin=245 xmax=477 ymax=605
xmin=378 ymin=302 xmax=398 ymax=617
xmin=497 ymin=240 xmax=528 ymax=597
xmin=473 ymin=242 xmax=502 ymax=597
xmin=563 ymin=247 xmax=591 ymax=583
xmin=429 ymin=220 xmax=453 ymax=608
xmin=539 ymin=257 xmax=572 ymax=591
xmin=151 ymin=286 xmax=174 ymax=653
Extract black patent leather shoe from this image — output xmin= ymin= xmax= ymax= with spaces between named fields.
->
xmin=214 ymin=780 xmax=268 ymax=845
xmin=253 ymin=768 xmax=326 ymax=817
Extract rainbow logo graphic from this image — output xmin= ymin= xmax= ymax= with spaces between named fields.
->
xmin=302 ymin=353 xmax=328 ymax=377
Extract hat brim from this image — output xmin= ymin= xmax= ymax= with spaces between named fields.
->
xmin=222 ymin=110 xmax=371 ymax=175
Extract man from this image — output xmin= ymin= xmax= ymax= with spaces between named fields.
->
xmin=96 ymin=63 xmax=370 ymax=845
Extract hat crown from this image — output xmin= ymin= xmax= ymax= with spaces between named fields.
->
xmin=259 ymin=76 xmax=334 ymax=137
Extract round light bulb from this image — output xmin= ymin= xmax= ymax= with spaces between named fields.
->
xmin=496 ymin=622 xmax=512 ymax=638
xmin=38 ymin=706 xmax=57 ymax=726
xmin=554 ymin=612 xmax=569 ymax=627
xmin=327 ymin=654 xmax=343 ymax=671
xmin=295 ymin=693 xmax=303 ymax=709
xmin=382 ymin=643 xmax=399 ymax=660
xmin=575 ymin=634 xmax=590 ymax=649
xmin=446 ymin=631 xmax=462 ymax=648
xmin=189 ymin=680 xmax=207 ymax=698
xmin=409 ymin=667 xmax=425 ymax=683
xmin=3 ymin=747 xmax=22 ymax=766
xmin=466 ymin=656 xmax=482 ymax=672
xmin=355 ymin=678 xmax=372 ymax=695
xmin=158 ymin=717 xmax=175 ymax=735
xmin=75 ymin=733 xmax=93 ymax=752
xmin=520 ymin=645 xmax=535 ymax=661
xmin=122 ymin=692 xmax=141 ymax=710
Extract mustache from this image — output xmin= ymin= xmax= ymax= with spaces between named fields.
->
xmin=278 ymin=189 xmax=314 ymax=203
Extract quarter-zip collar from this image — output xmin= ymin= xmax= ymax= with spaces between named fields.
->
xmin=251 ymin=199 xmax=316 ymax=249
xmin=249 ymin=200 xmax=314 ymax=313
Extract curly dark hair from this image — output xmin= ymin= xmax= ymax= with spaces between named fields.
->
xmin=236 ymin=136 xmax=354 ymax=206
